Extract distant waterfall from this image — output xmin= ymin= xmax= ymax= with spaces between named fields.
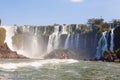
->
xmin=61 ymin=25 xmax=67 ymax=34
xmin=47 ymin=25 xmax=60 ymax=53
xmin=95 ymin=29 xmax=115 ymax=60
xmin=31 ymin=36 xmax=39 ymax=57
xmin=64 ymin=34 xmax=70 ymax=49
xmin=16 ymin=26 xmax=46 ymax=58
xmin=2 ymin=24 xmax=114 ymax=59
xmin=110 ymin=28 xmax=114 ymax=51
xmin=75 ymin=34 xmax=80 ymax=49
xmin=47 ymin=25 xmax=68 ymax=53
xmin=31 ymin=27 xmax=40 ymax=57
xmin=64 ymin=34 xmax=80 ymax=49
xmin=95 ymin=31 xmax=108 ymax=59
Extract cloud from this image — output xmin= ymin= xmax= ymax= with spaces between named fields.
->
xmin=70 ymin=0 xmax=84 ymax=3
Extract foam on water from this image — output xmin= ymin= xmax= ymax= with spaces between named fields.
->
xmin=0 ymin=59 xmax=78 ymax=70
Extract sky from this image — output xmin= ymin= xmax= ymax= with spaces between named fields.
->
xmin=0 ymin=0 xmax=120 ymax=26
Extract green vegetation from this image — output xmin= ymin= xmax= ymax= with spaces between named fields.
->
xmin=113 ymin=19 xmax=120 ymax=27
xmin=0 ymin=28 xmax=6 ymax=46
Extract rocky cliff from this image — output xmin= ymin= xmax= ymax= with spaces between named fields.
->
xmin=0 ymin=43 xmax=27 ymax=58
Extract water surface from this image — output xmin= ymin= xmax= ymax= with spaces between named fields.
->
xmin=0 ymin=59 xmax=120 ymax=80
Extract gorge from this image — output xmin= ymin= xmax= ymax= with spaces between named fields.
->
xmin=0 ymin=19 xmax=120 ymax=61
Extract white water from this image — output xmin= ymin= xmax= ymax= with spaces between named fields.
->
xmin=1 ymin=26 xmax=16 ymax=50
xmin=47 ymin=25 xmax=60 ymax=53
xmin=96 ymin=31 xmax=108 ymax=59
xmin=64 ymin=34 xmax=70 ymax=49
xmin=64 ymin=34 xmax=80 ymax=49
xmin=47 ymin=25 xmax=68 ymax=53
xmin=0 ymin=59 xmax=78 ymax=70
xmin=102 ymin=31 xmax=108 ymax=53
xmin=110 ymin=28 xmax=114 ymax=51
xmin=61 ymin=25 xmax=67 ymax=34
xmin=31 ymin=36 xmax=39 ymax=57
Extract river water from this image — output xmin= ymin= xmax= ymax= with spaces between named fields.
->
xmin=0 ymin=59 xmax=120 ymax=80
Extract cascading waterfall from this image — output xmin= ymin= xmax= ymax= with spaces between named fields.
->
xmin=64 ymin=34 xmax=80 ymax=49
xmin=2 ymin=26 xmax=16 ymax=50
xmin=1 ymin=24 xmax=115 ymax=59
xmin=64 ymin=34 xmax=70 ymax=49
xmin=110 ymin=28 xmax=114 ymax=51
xmin=75 ymin=34 xmax=80 ymax=49
xmin=17 ymin=26 xmax=45 ymax=58
xmin=47 ymin=25 xmax=60 ymax=53
xmin=95 ymin=29 xmax=115 ymax=60
xmin=61 ymin=25 xmax=68 ymax=34
xmin=47 ymin=25 xmax=68 ymax=53
xmin=102 ymin=31 xmax=108 ymax=53
xmin=95 ymin=31 xmax=108 ymax=59
xmin=31 ymin=27 xmax=40 ymax=57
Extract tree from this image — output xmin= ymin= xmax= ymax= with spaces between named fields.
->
xmin=113 ymin=19 xmax=120 ymax=27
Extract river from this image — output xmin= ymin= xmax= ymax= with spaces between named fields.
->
xmin=0 ymin=59 xmax=120 ymax=80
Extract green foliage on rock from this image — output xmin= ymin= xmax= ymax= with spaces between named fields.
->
xmin=0 ymin=28 xmax=6 ymax=46
xmin=113 ymin=19 xmax=120 ymax=27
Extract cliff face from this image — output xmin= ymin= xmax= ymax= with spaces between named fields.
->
xmin=114 ymin=26 xmax=120 ymax=50
xmin=0 ymin=23 xmax=120 ymax=60
xmin=0 ymin=27 xmax=27 ymax=58
xmin=96 ymin=26 xmax=120 ymax=62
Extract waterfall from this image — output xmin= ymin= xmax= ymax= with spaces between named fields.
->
xmin=75 ymin=34 xmax=80 ymax=49
xmin=2 ymin=24 xmax=112 ymax=59
xmin=64 ymin=34 xmax=70 ymax=49
xmin=102 ymin=31 xmax=108 ymax=53
xmin=110 ymin=28 xmax=114 ymax=51
xmin=2 ymin=26 xmax=16 ymax=50
xmin=47 ymin=25 xmax=60 ymax=53
xmin=61 ymin=25 xmax=67 ymax=34
xmin=31 ymin=36 xmax=39 ymax=57
xmin=44 ymin=26 xmax=47 ymax=34
xmin=95 ymin=31 xmax=108 ymax=59
xmin=64 ymin=34 xmax=80 ymax=49
xmin=47 ymin=25 xmax=68 ymax=53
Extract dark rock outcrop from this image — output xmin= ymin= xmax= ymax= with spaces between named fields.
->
xmin=44 ymin=49 xmax=96 ymax=60
xmin=102 ymin=50 xmax=120 ymax=62
xmin=114 ymin=26 xmax=120 ymax=50
xmin=0 ymin=43 xmax=27 ymax=58
xmin=44 ymin=49 xmax=80 ymax=60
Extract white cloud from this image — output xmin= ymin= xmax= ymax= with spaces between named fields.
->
xmin=70 ymin=0 xmax=84 ymax=3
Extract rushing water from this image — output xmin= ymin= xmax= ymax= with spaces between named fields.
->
xmin=0 ymin=59 xmax=120 ymax=80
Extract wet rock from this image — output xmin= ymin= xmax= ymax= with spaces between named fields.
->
xmin=114 ymin=59 xmax=120 ymax=62
xmin=102 ymin=50 xmax=120 ymax=62
xmin=44 ymin=49 xmax=80 ymax=60
xmin=0 ymin=43 xmax=27 ymax=59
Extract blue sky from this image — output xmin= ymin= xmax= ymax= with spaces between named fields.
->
xmin=0 ymin=0 xmax=120 ymax=26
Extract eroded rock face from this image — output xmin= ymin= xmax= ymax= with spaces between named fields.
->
xmin=114 ymin=26 xmax=120 ymax=50
xmin=0 ymin=43 xmax=27 ymax=59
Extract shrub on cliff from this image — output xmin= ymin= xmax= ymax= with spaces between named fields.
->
xmin=0 ymin=28 xmax=6 ymax=46
xmin=113 ymin=19 xmax=120 ymax=27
